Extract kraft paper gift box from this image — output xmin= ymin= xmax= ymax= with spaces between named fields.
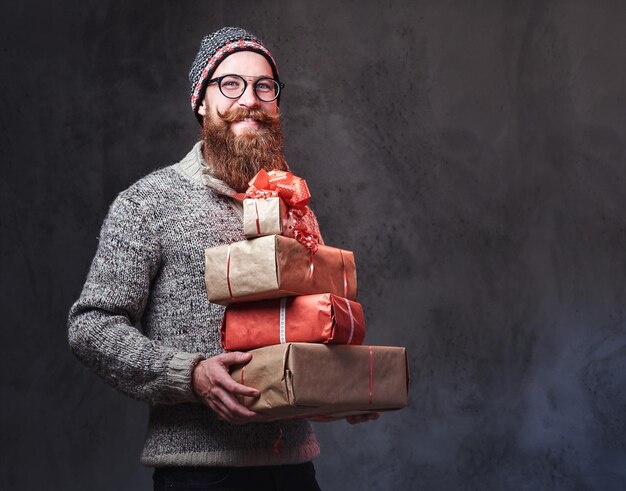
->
xmin=221 ymin=293 xmax=365 ymax=351
xmin=204 ymin=235 xmax=357 ymax=305
xmin=229 ymin=343 xmax=409 ymax=421
xmin=243 ymin=197 xmax=288 ymax=239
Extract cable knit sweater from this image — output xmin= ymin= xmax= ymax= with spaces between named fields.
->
xmin=68 ymin=142 xmax=321 ymax=466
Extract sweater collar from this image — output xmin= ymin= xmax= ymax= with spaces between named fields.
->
xmin=174 ymin=141 xmax=238 ymax=197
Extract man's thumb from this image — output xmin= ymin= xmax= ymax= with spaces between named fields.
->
xmin=220 ymin=351 xmax=252 ymax=366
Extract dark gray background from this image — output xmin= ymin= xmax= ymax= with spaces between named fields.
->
xmin=2 ymin=0 xmax=626 ymax=490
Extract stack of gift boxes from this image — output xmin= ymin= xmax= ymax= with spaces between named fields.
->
xmin=204 ymin=170 xmax=409 ymax=422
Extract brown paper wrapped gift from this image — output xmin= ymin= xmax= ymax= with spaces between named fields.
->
xmin=221 ymin=294 xmax=365 ymax=350
xmin=230 ymin=343 xmax=409 ymax=421
xmin=204 ymin=235 xmax=357 ymax=305
xmin=243 ymin=197 xmax=288 ymax=238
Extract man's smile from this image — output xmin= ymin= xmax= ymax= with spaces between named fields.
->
xmin=231 ymin=118 xmax=261 ymax=133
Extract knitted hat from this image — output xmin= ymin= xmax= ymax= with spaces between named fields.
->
xmin=189 ymin=27 xmax=280 ymax=121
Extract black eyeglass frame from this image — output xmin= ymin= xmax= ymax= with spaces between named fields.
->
xmin=206 ymin=74 xmax=285 ymax=102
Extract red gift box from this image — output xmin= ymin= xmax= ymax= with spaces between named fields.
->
xmin=221 ymin=293 xmax=365 ymax=351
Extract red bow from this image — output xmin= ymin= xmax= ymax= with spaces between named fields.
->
xmin=236 ymin=169 xmax=319 ymax=254
xmin=243 ymin=169 xmax=311 ymax=210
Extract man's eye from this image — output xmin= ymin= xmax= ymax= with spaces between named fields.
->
xmin=256 ymin=82 xmax=272 ymax=92
xmin=223 ymin=81 xmax=241 ymax=88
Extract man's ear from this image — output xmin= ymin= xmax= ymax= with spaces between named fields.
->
xmin=198 ymin=99 xmax=207 ymax=117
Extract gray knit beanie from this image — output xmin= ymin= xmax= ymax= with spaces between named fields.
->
xmin=189 ymin=27 xmax=280 ymax=121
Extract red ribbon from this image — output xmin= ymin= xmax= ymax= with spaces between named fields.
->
xmin=340 ymin=250 xmax=348 ymax=298
xmin=289 ymin=208 xmax=319 ymax=256
xmin=234 ymin=169 xmax=319 ymax=255
xmin=226 ymin=245 xmax=236 ymax=302
xmin=272 ymin=424 xmax=284 ymax=454
xmin=243 ymin=169 xmax=311 ymax=208
xmin=272 ymin=425 xmax=284 ymax=454
xmin=253 ymin=200 xmax=261 ymax=235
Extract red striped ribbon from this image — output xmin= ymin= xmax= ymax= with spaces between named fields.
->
xmin=226 ymin=245 xmax=235 ymax=301
xmin=254 ymin=200 xmax=261 ymax=235
xmin=340 ymin=250 xmax=348 ymax=298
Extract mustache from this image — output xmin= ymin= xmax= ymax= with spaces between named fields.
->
xmin=216 ymin=107 xmax=280 ymax=125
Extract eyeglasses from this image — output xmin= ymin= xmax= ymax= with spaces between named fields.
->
xmin=207 ymin=74 xmax=285 ymax=102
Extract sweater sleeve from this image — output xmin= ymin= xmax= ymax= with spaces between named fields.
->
xmin=68 ymin=194 xmax=205 ymax=405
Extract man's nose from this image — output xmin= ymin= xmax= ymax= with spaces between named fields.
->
xmin=237 ymin=82 xmax=260 ymax=108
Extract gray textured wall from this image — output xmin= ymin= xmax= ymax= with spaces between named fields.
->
xmin=2 ymin=1 xmax=626 ymax=490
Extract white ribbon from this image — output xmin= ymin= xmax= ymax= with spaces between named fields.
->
xmin=344 ymin=298 xmax=355 ymax=344
xmin=279 ymin=298 xmax=287 ymax=343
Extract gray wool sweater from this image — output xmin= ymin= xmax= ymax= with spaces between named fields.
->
xmin=68 ymin=142 xmax=321 ymax=466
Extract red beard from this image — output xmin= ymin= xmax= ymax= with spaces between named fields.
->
xmin=201 ymin=107 xmax=288 ymax=192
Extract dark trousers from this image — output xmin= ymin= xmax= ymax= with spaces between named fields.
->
xmin=153 ymin=462 xmax=321 ymax=490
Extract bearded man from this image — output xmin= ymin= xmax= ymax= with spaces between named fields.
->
xmin=68 ymin=27 xmax=326 ymax=490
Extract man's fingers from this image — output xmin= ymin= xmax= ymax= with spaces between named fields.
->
xmin=210 ymin=385 xmax=256 ymax=415
xmin=192 ymin=353 xmax=261 ymax=423
xmin=216 ymin=351 xmax=253 ymax=367
xmin=209 ymin=357 xmax=260 ymax=397
xmin=210 ymin=401 xmax=249 ymax=425
xmin=209 ymin=386 xmax=258 ymax=422
xmin=208 ymin=397 xmax=232 ymax=422
xmin=217 ymin=373 xmax=260 ymax=398
xmin=221 ymin=395 xmax=259 ymax=420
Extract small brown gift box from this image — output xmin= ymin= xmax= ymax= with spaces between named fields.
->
xmin=204 ymin=235 xmax=357 ymax=305
xmin=221 ymin=293 xmax=365 ymax=350
xmin=230 ymin=343 xmax=409 ymax=421
xmin=243 ymin=197 xmax=288 ymax=238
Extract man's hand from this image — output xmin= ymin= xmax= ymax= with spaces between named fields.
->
xmin=192 ymin=352 xmax=260 ymax=424
xmin=346 ymin=412 xmax=380 ymax=425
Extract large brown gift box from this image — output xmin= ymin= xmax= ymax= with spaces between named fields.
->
xmin=230 ymin=343 xmax=409 ymax=421
xmin=204 ymin=235 xmax=357 ymax=305
xmin=243 ymin=197 xmax=288 ymax=238
xmin=221 ymin=293 xmax=365 ymax=351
